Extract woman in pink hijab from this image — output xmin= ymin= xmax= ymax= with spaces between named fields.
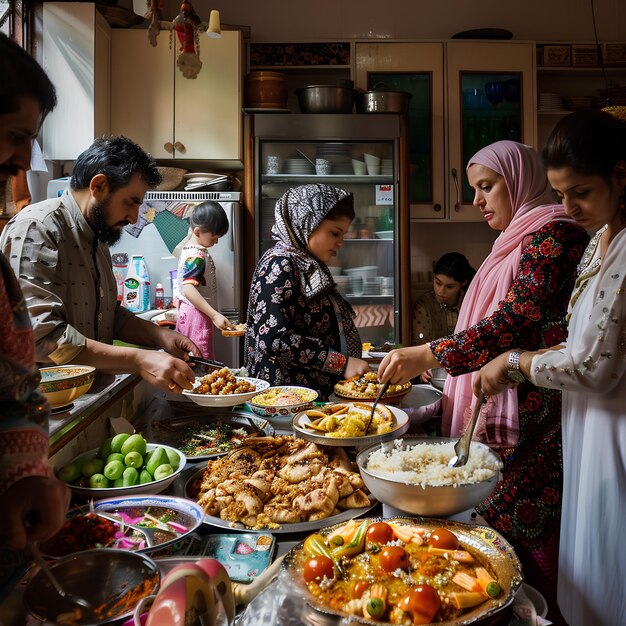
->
xmin=379 ymin=141 xmax=588 ymax=623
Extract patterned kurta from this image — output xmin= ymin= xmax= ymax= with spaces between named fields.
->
xmin=245 ymin=248 xmax=361 ymax=399
xmin=431 ymin=222 xmax=588 ymax=571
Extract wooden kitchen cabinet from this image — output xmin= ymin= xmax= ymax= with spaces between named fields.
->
xmin=355 ymin=41 xmax=536 ymax=222
xmin=111 ymin=30 xmax=242 ymax=161
xmin=42 ymin=2 xmax=111 ymax=160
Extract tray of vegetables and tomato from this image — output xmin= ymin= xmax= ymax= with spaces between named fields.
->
xmin=282 ymin=517 xmax=522 ymax=625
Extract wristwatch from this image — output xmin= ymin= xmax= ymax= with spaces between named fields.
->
xmin=506 ymin=351 xmax=526 ymax=384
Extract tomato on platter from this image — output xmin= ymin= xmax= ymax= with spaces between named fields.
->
xmin=428 ymin=527 xmax=460 ymax=550
xmin=303 ymin=555 xmax=334 ymax=583
xmin=366 ymin=521 xmax=394 ymax=546
xmin=378 ymin=545 xmax=408 ymax=572
xmin=398 ymin=584 xmax=442 ymax=625
xmin=351 ymin=580 xmax=369 ymax=599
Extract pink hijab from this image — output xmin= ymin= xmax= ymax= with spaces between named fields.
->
xmin=441 ymin=141 xmax=573 ymax=447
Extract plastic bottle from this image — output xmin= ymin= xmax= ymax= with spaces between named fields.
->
xmin=155 ymin=283 xmax=165 ymax=309
xmin=123 ymin=255 xmax=151 ymax=312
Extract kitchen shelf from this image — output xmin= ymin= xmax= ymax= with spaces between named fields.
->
xmin=343 ymin=238 xmax=393 ymax=242
xmin=262 ymin=175 xmax=394 ymax=183
xmin=342 ymin=294 xmax=394 ymax=304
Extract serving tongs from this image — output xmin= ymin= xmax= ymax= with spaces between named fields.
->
xmin=187 ymin=356 xmax=226 ymax=372
xmin=448 ymin=389 xmax=486 ymax=468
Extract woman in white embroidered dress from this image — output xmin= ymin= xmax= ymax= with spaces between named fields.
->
xmin=475 ymin=109 xmax=626 ymax=626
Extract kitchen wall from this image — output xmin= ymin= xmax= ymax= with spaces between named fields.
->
xmin=153 ymin=0 xmax=625 ymax=42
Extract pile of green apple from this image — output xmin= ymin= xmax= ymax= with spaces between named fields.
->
xmin=56 ymin=433 xmax=180 ymax=489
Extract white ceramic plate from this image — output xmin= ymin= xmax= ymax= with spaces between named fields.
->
xmin=65 ymin=443 xmax=186 ymax=499
xmin=292 ymin=404 xmax=409 ymax=447
xmin=182 ymin=377 xmax=270 ymax=407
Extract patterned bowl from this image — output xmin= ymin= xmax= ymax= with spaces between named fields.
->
xmin=37 ymin=365 xmax=96 ymax=408
xmin=246 ymin=385 xmax=318 ymax=421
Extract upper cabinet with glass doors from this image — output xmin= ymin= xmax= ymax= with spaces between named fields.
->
xmin=355 ymin=41 xmax=536 ymax=221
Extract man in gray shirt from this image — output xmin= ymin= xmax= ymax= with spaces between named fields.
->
xmin=1 ymin=135 xmax=199 ymax=393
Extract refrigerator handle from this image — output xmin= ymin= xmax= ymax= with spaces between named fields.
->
xmin=226 ymin=202 xmax=236 ymax=252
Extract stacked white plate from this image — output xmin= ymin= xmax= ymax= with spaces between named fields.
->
xmin=363 ymin=276 xmax=383 ymax=295
xmin=317 ymin=145 xmax=353 ymax=174
xmin=285 ymin=159 xmax=315 ymax=175
xmin=538 ymin=93 xmax=564 ymax=112
xmin=381 ymin=159 xmax=393 ymax=176
xmin=183 ymin=172 xmax=230 ymax=190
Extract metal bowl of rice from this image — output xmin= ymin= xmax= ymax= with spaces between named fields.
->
xmin=356 ymin=437 xmax=502 ymax=517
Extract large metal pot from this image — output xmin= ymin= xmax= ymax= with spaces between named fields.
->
xmin=295 ymin=85 xmax=355 ymax=113
xmin=356 ymin=83 xmax=412 ymax=114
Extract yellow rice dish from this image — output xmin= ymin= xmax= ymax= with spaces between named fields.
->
xmin=251 ymin=386 xmax=317 ymax=407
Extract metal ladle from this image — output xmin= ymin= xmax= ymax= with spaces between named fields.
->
xmin=448 ymin=390 xmax=486 ymax=468
xmin=30 ymin=542 xmax=92 ymax=610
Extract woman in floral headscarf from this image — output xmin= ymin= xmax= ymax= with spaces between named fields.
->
xmin=378 ymin=141 xmax=589 ymax=624
xmin=245 ymin=184 xmax=369 ymax=399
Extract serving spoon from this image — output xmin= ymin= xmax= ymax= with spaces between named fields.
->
xmin=30 ymin=542 xmax=92 ymax=610
xmin=365 ymin=380 xmax=390 ymax=434
xmin=448 ymin=389 xmax=486 ymax=468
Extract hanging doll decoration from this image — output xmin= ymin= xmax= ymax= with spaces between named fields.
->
xmin=147 ymin=0 xmax=164 ymax=48
xmin=173 ymin=0 xmax=202 ymax=79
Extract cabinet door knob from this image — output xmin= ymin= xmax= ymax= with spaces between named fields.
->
xmin=164 ymin=142 xmax=174 ymax=154
xmin=451 ymin=168 xmax=461 ymax=212
xmin=174 ymin=141 xmax=186 ymax=153
xmin=433 ymin=204 xmax=442 ymax=212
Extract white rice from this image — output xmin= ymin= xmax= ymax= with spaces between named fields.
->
xmin=364 ymin=440 xmax=502 ymax=488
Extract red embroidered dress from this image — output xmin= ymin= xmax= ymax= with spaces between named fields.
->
xmin=431 ymin=221 xmax=588 ymax=588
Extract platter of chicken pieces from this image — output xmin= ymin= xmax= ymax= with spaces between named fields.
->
xmin=185 ymin=435 xmax=376 ymax=534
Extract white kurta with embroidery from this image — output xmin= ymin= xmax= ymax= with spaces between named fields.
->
xmin=530 ymin=227 xmax=626 ymax=626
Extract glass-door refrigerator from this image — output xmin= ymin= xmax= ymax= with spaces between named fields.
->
xmin=251 ymin=113 xmax=409 ymax=348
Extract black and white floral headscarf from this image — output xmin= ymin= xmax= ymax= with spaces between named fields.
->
xmin=271 ymin=184 xmax=351 ymax=300
xmin=268 ymin=184 xmax=361 ymax=358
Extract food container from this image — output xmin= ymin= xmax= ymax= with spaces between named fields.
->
xmin=24 ymin=549 xmax=160 ymax=625
xmin=245 ymin=71 xmax=287 ymax=109
xmin=356 ymin=437 xmax=502 ymax=517
xmin=430 ymin=366 xmax=449 ymax=391
xmin=60 ymin=443 xmax=186 ymax=499
xmin=281 ymin=517 xmax=522 ymax=626
xmin=246 ymin=385 xmax=318 ymax=421
xmin=295 ymin=85 xmax=355 ymax=114
xmin=37 ymin=365 xmax=96 ymax=408
xmin=355 ymin=84 xmax=412 ymax=114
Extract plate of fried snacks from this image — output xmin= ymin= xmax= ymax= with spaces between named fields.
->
xmin=221 ymin=322 xmax=246 ymax=337
xmin=292 ymin=402 xmax=409 ymax=447
xmin=334 ymin=371 xmax=411 ymax=402
xmin=282 ymin=516 xmax=522 ymax=626
xmin=183 ymin=367 xmax=270 ymax=407
xmin=186 ymin=435 xmax=376 ymax=534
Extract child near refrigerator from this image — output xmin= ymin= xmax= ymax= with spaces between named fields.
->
xmin=174 ymin=201 xmax=235 ymax=359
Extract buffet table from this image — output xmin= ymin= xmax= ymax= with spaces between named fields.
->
xmin=2 ymin=385 xmax=547 ymax=626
